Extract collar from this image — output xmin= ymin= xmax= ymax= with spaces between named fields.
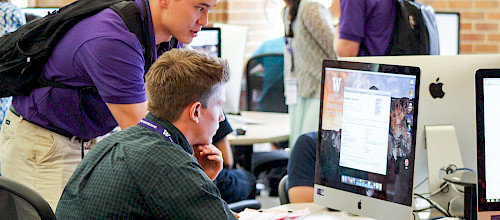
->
xmin=144 ymin=113 xmax=193 ymax=154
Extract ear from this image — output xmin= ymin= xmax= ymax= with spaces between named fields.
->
xmin=159 ymin=0 xmax=170 ymax=8
xmin=188 ymin=102 xmax=202 ymax=123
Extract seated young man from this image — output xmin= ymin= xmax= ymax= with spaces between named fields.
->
xmin=287 ymin=131 xmax=318 ymax=203
xmin=55 ymin=49 xmax=237 ymax=219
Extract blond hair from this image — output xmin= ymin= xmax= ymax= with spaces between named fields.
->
xmin=145 ymin=48 xmax=230 ymax=122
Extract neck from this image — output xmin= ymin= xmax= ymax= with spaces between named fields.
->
xmin=148 ymin=0 xmax=173 ymax=44
xmin=172 ymin=120 xmax=194 ymax=146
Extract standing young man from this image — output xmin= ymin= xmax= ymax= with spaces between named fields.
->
xmin=335 ymin=0 xmax=395 ymax=57
xmin=56 ymin=48 xmax=237 ymax=219
xmin=0 ymin=0 xmax=222 ymax=210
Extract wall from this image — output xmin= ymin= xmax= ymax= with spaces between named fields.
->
xmin=420 ymin=0 xmax=500 ymax=54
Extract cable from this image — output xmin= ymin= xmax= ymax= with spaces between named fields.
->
xmin=414 ymin=193 xmax=451 ymax=217
xmin=414 ymin=177 xmax=428 ymax=190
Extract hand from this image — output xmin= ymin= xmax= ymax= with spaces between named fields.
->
xmin=193 ymin=144 xmax=223 ymax=181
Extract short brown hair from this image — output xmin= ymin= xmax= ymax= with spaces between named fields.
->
xmin=145 ymin=48 xmax=230 ymax=122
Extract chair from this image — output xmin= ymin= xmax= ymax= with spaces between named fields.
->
xmin=0 ymin=176 xmax=56 ymax=220
xmin=245 ymin=53 xmax=287 ymax=113
xmin=278 ymin=175 xmax=290 ymax=205
xmin=251 ymin=150 xmax=289 ymax=197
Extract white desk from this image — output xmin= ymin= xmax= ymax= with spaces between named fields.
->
xmin=258 ymin=203 xmax=438 ymax=220
xmin=238 ymin=203 xmax=374 ymax=220
xmin=226 ymin=111 xmax=289 ymax=146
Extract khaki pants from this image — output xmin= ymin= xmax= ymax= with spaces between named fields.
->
xmin=0 ymin=110 xmax=93 ymax=211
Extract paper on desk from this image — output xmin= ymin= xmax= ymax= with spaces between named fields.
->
xmin=238 ymin=208 xmax=310 ymax=220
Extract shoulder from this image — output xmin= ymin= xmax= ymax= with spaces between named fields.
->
xmin=298 ymin=1 xmax=331 ymax=21
xmin=69 ymin=8 xmax=140 ymax=48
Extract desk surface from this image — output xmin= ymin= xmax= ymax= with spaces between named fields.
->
xmin=265 ymin=203 xmax=374 ymax=220
xmin=226 ymin=111 xmax=289 ymax=145
xmin=264 ymin=203 xmax=444 ymax=220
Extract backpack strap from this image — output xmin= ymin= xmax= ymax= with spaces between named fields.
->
xmin=110 ymin=1 xmax=153 ymax=73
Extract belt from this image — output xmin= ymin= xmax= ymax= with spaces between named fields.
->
xmin=9 ymin=106 xmax=91 ymax=142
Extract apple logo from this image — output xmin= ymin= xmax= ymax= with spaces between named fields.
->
xmin=429 ymin=77 xmax=445 ymax=99
xmin=358 ymin=200 xmax=362 ymax=209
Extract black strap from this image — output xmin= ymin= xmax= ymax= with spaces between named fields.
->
xmin=110 ymin=0 xmax=153 ymax=73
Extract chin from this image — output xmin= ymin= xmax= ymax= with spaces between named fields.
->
xmin=178 ymin=36 xmax=193 ymax=44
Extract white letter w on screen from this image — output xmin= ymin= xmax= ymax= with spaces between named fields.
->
xmin=332 ymin=77 xmax=342 ymax=92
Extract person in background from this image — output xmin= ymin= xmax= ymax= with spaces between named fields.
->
xmin=0 ymin=0 xmax=224 ymax=210
xmin=282 ymin=0 xmax=337 ymax=148
xmin=335 ymin=0 xmax=395 ymax=57
xmin=56 ymin=48 xmax=237 ymax=219
xmin=0 ymin=0 xmax=26 ymax=176
xmin=286 ymin=131 xmax=318 ymax=202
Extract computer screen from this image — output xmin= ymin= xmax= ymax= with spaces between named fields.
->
xmin=435 ymin=12 xmax=460 ymax=55
xmin=185 ymin=27 xmax=221 ymax=58
xmin=476 ymin=69 xmax=500 ymax=218
xmin=314 ymin=60 xmax=420 ymax=220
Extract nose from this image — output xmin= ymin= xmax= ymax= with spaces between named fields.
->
xmin=198 ymin=11 xmax=209 ymax=27
xmin=218 ymin=110 xmax=225 ymax=122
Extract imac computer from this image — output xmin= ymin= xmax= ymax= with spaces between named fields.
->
xmin=314 ymin=60 xmax=421 ymax=220
xmin=435 ymin=12 xmax=460 ymax=55
xmin=476 ymin=69 xmax=500 ymax=220
xmin=341 ymin=55 xmax=500 ymax=215
xmin=185 ymin=27 xmax=221 ymax=58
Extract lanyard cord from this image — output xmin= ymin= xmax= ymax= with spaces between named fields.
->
xmin=138 ymin=118 xmax=176 ymax=144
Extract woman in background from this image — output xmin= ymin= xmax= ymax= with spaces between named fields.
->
xmin=282 ymin=0 xmax=338 ymax=148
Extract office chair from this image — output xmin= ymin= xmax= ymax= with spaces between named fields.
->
xmin=0 ymin=176 xmax=56 ymax=220
xmin=278 ymin=175 xmax=290 ymax=205
xmin=251 ymin=150 xmax=289 ymax=197
xmin=245 ymin=53 xmax=287 ymax=113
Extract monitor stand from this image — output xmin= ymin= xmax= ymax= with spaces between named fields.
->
xmin=425 ymin=125 xmax=464 ymax=217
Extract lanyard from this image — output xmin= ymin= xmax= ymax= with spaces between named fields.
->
xmin=138 ymin=118 xmax=176 ymax=144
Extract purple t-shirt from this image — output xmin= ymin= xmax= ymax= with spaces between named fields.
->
xmin=13 ymin=0 xmax=158 ymax=139
xmin=338 ymin=0 xmax=395 ymax=56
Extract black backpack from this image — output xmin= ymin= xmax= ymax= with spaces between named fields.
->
xmin=0 ymin=0 xmax=152 ymax=98
xmin=387 ymin=0 xmax=430 ymax=55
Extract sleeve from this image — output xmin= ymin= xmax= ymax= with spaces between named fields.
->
xmin=74 ymin=37 xmax=147 ymax=104
xmin=212 ymin=117 xmax=233 ymax=143
xmin=287 ymin=132 xmax=318 ymax=189
xmin=146 ymin=159 xmax=238 ymax=219
xmin=338 ymin=0 xmax=366 ymax=43
xmin=300 ymin=2 xmax=337 ymax=58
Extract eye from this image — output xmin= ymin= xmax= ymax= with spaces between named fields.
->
xmin=198 ymin=6 xmax=205 ymax=12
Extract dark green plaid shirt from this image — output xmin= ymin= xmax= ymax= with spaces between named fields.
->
xmin=56 ymin=113 xmax=237 ymax=219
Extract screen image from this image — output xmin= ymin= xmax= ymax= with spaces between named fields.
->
xmin=185 ymin=27 xmax=221 ymax=58
xmin=316 ymin=67 xmax=417 ymax=207
xmin=483 ymin=78 xmax=500 ymax=202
